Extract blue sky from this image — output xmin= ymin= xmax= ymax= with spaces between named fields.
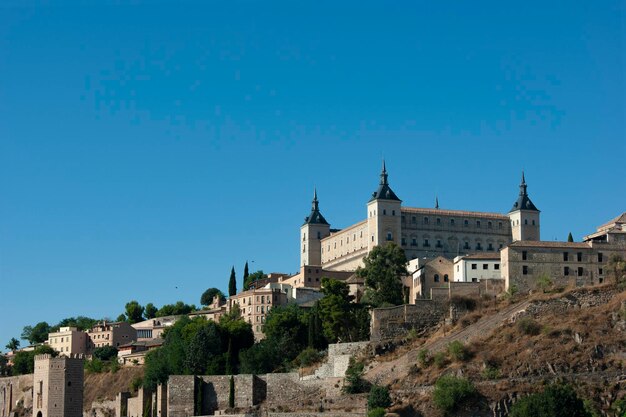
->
xmin=1 ymin=1 xmax=624 ymax=348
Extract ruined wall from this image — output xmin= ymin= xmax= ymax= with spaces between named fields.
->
xmin=264 ymin=373 xmax=323 ymax=410
xmin=198 ymin=375 xmax=261 ymax=413
xmin=0 ymin=374 xmax=33 ymax=417
xmin=167 ymin=376 xmax=196 ymax=417
xmin=430 ymin=280 xmax=505 ymax=300
xmin=370 ymin=301 xmax=446 ymax=341
xmin=309 ymin=342 xmax=369 ymax=379
xmin=90 ymin=399 xmax=116 ymax=417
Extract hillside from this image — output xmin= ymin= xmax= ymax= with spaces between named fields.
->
xmin=363 ymin=285 xmax=626 ymax=416
xmin=84 ymin=366 xmax=144 ymax=412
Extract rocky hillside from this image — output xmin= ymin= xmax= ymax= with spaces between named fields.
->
xmin=364 ymin=285 xmax=626 ymax=416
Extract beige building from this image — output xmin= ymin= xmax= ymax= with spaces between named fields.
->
xmin=132 ymin=316 xmax=180 ymax=342
xmin=32 ymin=354 xmax=83 ymax=417
xmin=500 ymin=240 xmax=626 ymax=293
xmin=453 ymin=253 xmax=502 ymax=282
xmin=301 ymin=164 xmax=539 ymax=273
xmin=583 ymin=212 xmax=626 ymax=244
xmin=410 ymin=256 xmax=454 ymax=300
xmin=86 ymin=321 xmax=137 ymax=353
xmin=47 ymin=327 xmax=87 ymax=357
xmin=228 ymin=285 xmax=289 ymax=340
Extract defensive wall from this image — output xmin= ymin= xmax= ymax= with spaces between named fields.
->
xmin=0 ymin=374 xmax=33 ymax=417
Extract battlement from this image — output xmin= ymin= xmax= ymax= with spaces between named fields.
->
xmin=34 ymin=353 xmax=85 ymax=361
xmin=34 ymin=353 xmax=53 ymax=361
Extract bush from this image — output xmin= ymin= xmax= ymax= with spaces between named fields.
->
xmin=432 ymin=375 xmax=476 ymax=413
xmin=517 ymin=318 xmax=541 ymax=336
xmin=433 ymin=351 xmax=448 ymax=369
xmin=367 ymin=408 xmax=386 ymax=417
xmin=417 ymin=349 xmax=431 ymax=367
xmin=368 ymin=385 xmax=392 ymax=409
xmin=481 ymin=366 xmax=500 ymax=380
xmin=130 ymin=376 xmax=143 ymax=393
xmin=510 ymin=383 xmax=592 ymax=417
xmin=92 ymin=345 xmax=118 ymax=361
xmin=343 ymin=357 xmax=370 ymax=394
xmin=292 ymin=347 xmax=324 ymax=368
xmin=447 ymin=341 xmax=470 ymax=362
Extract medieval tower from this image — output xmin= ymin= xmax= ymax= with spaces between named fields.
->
xmin=32 ymin=354 xmax=84 ymax=417
xmin=366 ymin=161 xmax=402 ymax=251
xmin=508 ymin=172 xmax=541 ymax=241
xmin=300 ymin=189 xmax=331 ymax=266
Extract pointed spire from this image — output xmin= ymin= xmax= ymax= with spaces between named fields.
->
xmin=380 ymin=158 xmax=388 ymax=185
xmin=435 ymin=196 xmax=439 ymax=209
xmin=519 ymin=170 xmax=528 ymax=196
xmin=312 ymin=187 xmax=319 ymax=211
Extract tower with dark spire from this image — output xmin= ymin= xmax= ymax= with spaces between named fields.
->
xmin=508 ymin=171 xmax=540 ymax=241
xmin=367 ymin=160 xmax=402 ymax=250
xmin=301 ymin=188 xmax=330 ymax=266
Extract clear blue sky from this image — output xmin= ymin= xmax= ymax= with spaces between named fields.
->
xmin=1 ymin=1 xmax=624 ymax=349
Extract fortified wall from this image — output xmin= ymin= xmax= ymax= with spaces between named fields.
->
xmin=0 ymin=374 xmax=33 ymax=417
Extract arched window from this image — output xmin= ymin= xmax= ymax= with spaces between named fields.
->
xmin=434 ymin=274 xmax=440 ymax=282
xmin=444 ymin=274 xmax=449 ymax=282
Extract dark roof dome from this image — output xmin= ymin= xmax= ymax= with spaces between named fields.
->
xmin=509 ymin=172 xmax=539 ymax=212
xmin=369 ymin=160 xmax=401 ymax=202
xmin=303 ymin=188 xmax=329 ymax=225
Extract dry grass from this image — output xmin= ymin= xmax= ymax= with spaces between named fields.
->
xmin=83 ymin=366 xmax=144 ymax=410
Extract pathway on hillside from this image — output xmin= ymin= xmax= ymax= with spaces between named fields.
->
xmin=365 ymin=299 xmax=532 ymax=385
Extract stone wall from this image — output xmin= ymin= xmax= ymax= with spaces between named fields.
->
xmin=308 ymin=342 xmax=370 ymax=379
xmin=167 ymin=376 xmax=196 ymax=417
xmin=430 ymin=280 xmax=505 ymax=300
xmin=370 ymin=301 xmax=446 ymax=341
xmin=0 ymin=374 xmax=33 ymax=417
xmin=264 ymin=373 xmax=324 ymax=410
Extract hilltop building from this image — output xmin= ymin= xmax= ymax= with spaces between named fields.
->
xmin=47 ymin=327 xmax=87 ymax=357
xmin=300 ymin=162 xmax=540 ymax=272
xmin=86 ymin=321 xmax=136 ymax=353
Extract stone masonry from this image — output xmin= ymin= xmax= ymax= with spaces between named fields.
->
xmin=32 ymin=354 xmax=84 ymax=417
xmin=370 ymin=301 xmax=447 ymax=341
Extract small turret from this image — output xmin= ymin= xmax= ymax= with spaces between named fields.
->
xmin=509 ymin=171 xmax=540 ymax=241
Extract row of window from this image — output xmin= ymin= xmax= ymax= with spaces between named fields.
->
xmin=470 ymin=263 xmax=500 ymax=270
xmin=433 ymin=274 xmax=449 ymax=283
xmin=401 ymin=237 xmax=503 ymax=252
xmin=521 ymin=266 xmax=587 ymax=276
xmin=521 ymin=251 xmax=605 ymax=262
xmin=402 ymin=216 xmax=505 ymax=229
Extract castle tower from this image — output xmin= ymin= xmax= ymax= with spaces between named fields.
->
xmin=508 ymin=172 xmax=540 ymax=241
xmin=300 ymin=188 xmax=330 ymax=266
xmin=367 ymin=160 xmax=402 ymax=250
xmin=33 ymin=354 xmax=84 ymax=417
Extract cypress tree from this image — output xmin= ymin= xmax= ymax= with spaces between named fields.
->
xmin=243 ymin=261 xmax=249 ymax=291
xmin=567 ymin=232 xmax=574 ymax=242
xmin=228 ymin=266 xmax=237 ymax=296
xmin=228 ymin=375 xmax=235 ymax=409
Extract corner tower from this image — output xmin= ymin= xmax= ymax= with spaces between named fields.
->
xmin=33 ymin=354 xmax=84 ymax=417
xmin=367 ymin=161 xmax=402 ymax=250
xmin=508 ymin=172 xmax=540 ymax=241
xmin=300 ymin=189 xmax=330 ymax=266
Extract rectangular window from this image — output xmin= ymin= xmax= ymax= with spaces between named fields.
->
xmin=423 ymin=239 xmax=430 ymax=247
xmin=488 ymin=243 xmax=494 ymax=251
xmin=522 ymin=251 xmax=527 ymax=260
xmin=522 ymin=265 xmax=528 ymax=275
xmin=451 ymin=219 xmax=455 ymax=226
xmin=563 ymin=252 xmax=569 ymax=261
xmin=483 ymin=264 xmax=488 ymax=270
xmin=436 ymin=218 xmax=441 ymax=225
xmin=498 ymin=222 xmax=503 ymax=229
xmin=494 ymin=263 xmax=500 ymax=270
xmin=476 ymin=220 xmax=481 ymax=228
xmin=411 ymin=238 xmax=417 ymax=246
xmin=436 ymin=240 xmax=442 ymax=248
xmin=577 ymin=252 xmax=582 ymax=262
xmin=488 ymin=221 xmax=492 ymax=228
xmin=424 ymin=217 xmax=429 ymax=224
xmin=578 ymin=267 xmax=583 ymax=276
xmin=386 ymin=232 xmax=393 ymax=241
xmin=564 ymin=266 xmax=569 ymax=276
xmin=392 ymin=210 xmax=395 ymax=216
xmin=598 ymin=253 xmax=603 ymax=262
xmin=412 ymin=216 xmax=416 ymax=224
xmin=464 ymin=219 xmax=469 ymax=227
xmin=471 ymin=263 xmax=477 ymax=270
xmin=401 ymin=238 xmax=406 ymax=246
xmin=599 ymin=268 xmax=603 ymax=275
xmin=476 ymin=243 xmax=482 ymax=250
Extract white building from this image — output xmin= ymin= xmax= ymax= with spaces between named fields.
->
xmin=453 ymin=253 xmax=502 ymax=282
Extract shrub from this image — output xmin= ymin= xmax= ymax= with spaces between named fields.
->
xmin=510 ymin=383 xmax=592 ymax=417
xmin=292 ymin=347 xmax=324 ymax=368
xmin=417 ymin=349 xmax=431 ymax=367
xmin=517 ymin=318 xmax=541 ymax=336
xmin=92 ymin=345 xmax=118 ymax=361
xmin=433 ymin=351 xmax=448 ymax=369
xmin=130 ymin=376 xmax=143 ymax=393
xmin=432 ymin=375 xmax=476 ymax=413
xmin=481 ymin=366 xmax=500 ymax=380
xmin=368 ymin=385 xmax=392 ymax=409
xmin=447 ymin=341 xmax=470 ymax=362
xmin=367 ymin=408 xmax=386 ymax=417
xmin=343 ymin=357 xmax=370 ymax=394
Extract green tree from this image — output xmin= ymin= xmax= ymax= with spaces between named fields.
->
xmin=125 ymin=300 xmax=145 ymax=324
xmin=5 ymin=337 xmax=20 ymax=351
xmin=242 ymin=261 xmax=249 ymax=290
xmin=93 ymin=346 xmax=119 ymax=361
xmin=184 ymin=321 xmax=223 ymax=375
xmin=0 ymin=355 xmax=8 ymax=376
xmin=156 ymin=301 xmax=196 ymax=317
xmin=432 ymin=375 xmax=476 ymax=413
xmin=357 ymin=243 xmax=408 ymax=307
xmin=55 ymin=316 xmax=98 ymax=331
xmin=243 ymin=270 xmax=266 ymax=291
xmin=510 ymin=383 xmax=592 ymax=417
xmin=228 ymin=375 xmax=235 ymax=408
xmin=318 ymin=278 xmax=370 ymax=343
xmin=368 ymin=385 xmax=392 ymax=409
xmin=342 ymin=357 xmax=370 ymax=394
xmin=21 ymin=322 xmax=51 ymax=344
xmin=11 ymin=345 xmax=57 ymax=375
xmin=116 ymin=314 xmax=127 ymax=322
xmin=228 ymin=266 xmax=237 ymax=296
xmin=144 ymin=303 xmax=158 ymax=319
xmin=200 ymin=288 xmax=225 ymax=306
xmin=567 ymin=232 xmax=574 ymax=242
